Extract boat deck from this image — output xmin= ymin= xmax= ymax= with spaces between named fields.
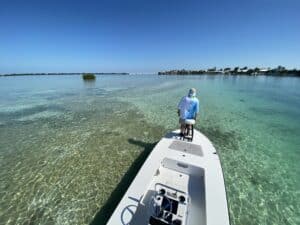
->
xmin=107 ymin=130 xmax=229 ymax=225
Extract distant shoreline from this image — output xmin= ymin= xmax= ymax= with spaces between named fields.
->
xmin=158 ymin=66 xmax=300 ymax=77
xmin=0 ymin=72 xmax=129 ymax=77
xmin=158 ymin=73 xmax=300 ymax=77
xmin=1 ymin=68 xmax=300 ymax=77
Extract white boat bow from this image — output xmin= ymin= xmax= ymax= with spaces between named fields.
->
xmin=107 ymin=129 xmax=230 ymax=225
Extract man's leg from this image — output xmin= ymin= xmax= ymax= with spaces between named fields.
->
xmin=187 ymin=124 xmax=192 ymax=136
xmin=180 ymin=124 xmax=185 ymax=135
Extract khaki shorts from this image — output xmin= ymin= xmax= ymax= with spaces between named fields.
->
xmin=179 ymin=118 xmax=196 ymax=125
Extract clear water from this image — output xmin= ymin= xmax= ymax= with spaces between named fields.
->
xmin=0 ymin=75 xmax=299 ymax=225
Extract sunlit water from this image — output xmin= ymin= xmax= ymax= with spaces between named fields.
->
xmin=0 ymin=75 xmax=299 ymax=225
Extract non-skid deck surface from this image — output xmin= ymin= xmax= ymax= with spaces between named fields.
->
xmin=168 ymin=140 xmax=203 ymax=156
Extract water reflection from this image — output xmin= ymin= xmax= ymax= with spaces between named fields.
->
xmin=83 ymin=79 xmax=96 ymax=88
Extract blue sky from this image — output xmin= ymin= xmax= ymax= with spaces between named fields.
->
xmin=0 ymin=0 xmax=299 ymax=73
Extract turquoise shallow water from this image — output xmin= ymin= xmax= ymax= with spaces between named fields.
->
xmin=0 ymin=75 xmax=299 ymax=225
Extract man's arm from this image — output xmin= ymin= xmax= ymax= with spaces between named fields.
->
xmin=194 ymin=100 xmax=200 ymax=120
xmin=177 ymin=97 xmax=184 ymax=117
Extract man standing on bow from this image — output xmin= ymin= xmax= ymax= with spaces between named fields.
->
xmin=177 ymin=88 xmax=200 ymax=136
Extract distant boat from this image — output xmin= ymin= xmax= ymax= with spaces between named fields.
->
xmin=107 ymin=129 xmax=229 ymax=225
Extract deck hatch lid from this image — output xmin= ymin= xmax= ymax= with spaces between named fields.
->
xmin=168 ymin=140 xmax=203 ymax=156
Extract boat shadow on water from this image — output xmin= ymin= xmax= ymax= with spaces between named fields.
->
xmin=89 ymin=139 xmax=157 ymax=225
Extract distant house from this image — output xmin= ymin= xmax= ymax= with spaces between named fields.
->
xmin=259 ymin=68 xmax=269 ymax=72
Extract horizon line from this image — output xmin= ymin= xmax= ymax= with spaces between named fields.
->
xmin=1 ymin=65 xmax=300 ymax=75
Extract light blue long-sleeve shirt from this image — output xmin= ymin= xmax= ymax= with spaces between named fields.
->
xmin=178 ymin=96 xmax=200 ymax=119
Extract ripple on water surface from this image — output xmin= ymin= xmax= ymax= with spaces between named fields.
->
xmin=0 ymin=75 xmax=299 ymax=225
xmin=0 ymin=96 xmax=166 ymax=225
